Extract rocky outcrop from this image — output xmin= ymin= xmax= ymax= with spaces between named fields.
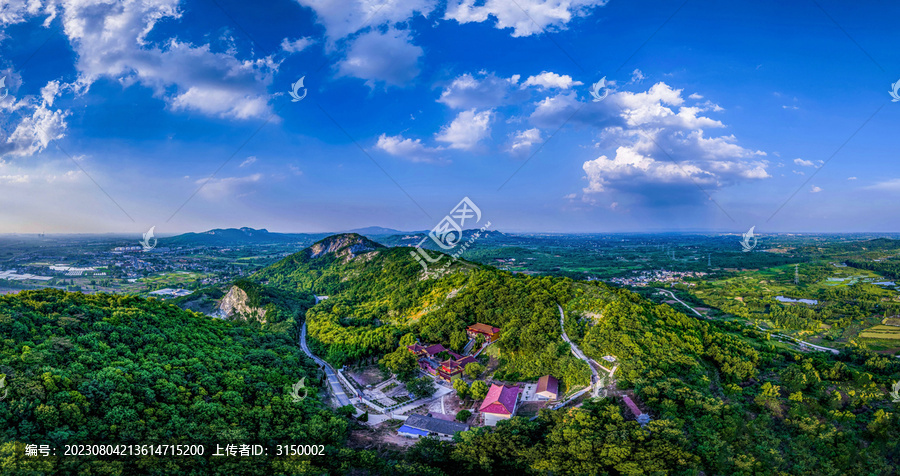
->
xmin=218 ymin=285 xmax=266 ymax=322
xmin=307 ymin=233 xmax=382 ymax=261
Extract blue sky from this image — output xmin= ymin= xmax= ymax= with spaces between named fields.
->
xmin=0 ymin=0 xmax=898 ymax=235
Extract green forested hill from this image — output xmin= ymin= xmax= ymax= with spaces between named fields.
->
xmin=0 ymin=289 xmax=352 ymax=474
xmin=249 ymin=234 xmax=900 ymax=475
xmin=254 ymin=234 xmax=593 ymax=388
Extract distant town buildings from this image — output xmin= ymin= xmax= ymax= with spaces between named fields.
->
xmin=479 ymin=384 xmax=520 ymax=426
xmin=0 ymin=270 xmax=52 ymax=281
xmin=608 ymin=269 xmax=707 ymax=287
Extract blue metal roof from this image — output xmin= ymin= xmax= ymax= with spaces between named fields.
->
xmin=398 ymin=425 xmax=429 ymax=436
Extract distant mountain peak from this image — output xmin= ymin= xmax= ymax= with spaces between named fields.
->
xmin=344 ymin=226 xmax=405 ymax=235
xmin=307 ymin=233 xmax=384 ymax=260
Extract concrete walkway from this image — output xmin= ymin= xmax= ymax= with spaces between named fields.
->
xmin=300 ymin=322 xmax=351 ymax=407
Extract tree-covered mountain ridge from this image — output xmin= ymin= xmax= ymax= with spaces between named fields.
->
xmin=244 ymin=233 xmax=900 ymax=474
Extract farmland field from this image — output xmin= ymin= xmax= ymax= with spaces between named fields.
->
xmin=859 ymin=325 xmax=900 ymax=339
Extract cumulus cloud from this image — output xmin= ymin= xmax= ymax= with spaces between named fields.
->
xmin=437 ymin=72 xmax=525 ymax=109
xmin=556 ymin=82 xmax=769 ymax=204
xmin=522 ymin=71 xmax=583 ymax=90
xmin=336 ymin=28 xmax=423 ymax=87
xmin=794 ymin=158 xmax=815 ymax=167
xmin=444 ymin=0 xmax=608 ymax=37
xmin=847 ymin=176 xmax=857 ymax=180
xmin=9 ymin=0 xmax=278 ymax=120
xmin=375 ymin=133 xmax=444 ymax=163
xmin=507 ymin=128 xmax=542 ymax=158
xmin=435 ymin=109 xmax=493 ymax=150
xmin=0 ymin=78 xmax=70 ymax=159
xmin=810 ymin=185 xmax=822 ymax=193
xmin=295 ymin=0 xmax=436 ymax=41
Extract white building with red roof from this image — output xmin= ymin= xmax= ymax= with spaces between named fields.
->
xmin=479 ymin=384 xmax=520 ymax=426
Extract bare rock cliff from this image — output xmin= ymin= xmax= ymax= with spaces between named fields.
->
xmin=218 ymin=285 xmax=267 ymax=322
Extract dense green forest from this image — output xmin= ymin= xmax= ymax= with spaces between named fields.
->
xmin=0 ymin=290 xmax=353 ymax=474
xmin=254 ymin=234 xmax=591 ymax=388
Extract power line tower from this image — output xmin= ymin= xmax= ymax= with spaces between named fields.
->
xmin=794 ymin=264 xmax=799 ymax=285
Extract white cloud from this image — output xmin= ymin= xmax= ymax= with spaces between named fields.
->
xmin=629 ymin=69 xmax=645 ymax=84
xmin=40 ymin=80 xmax=61 ymax=107
xmin=810 ymin=185 xmax=822 ymax=193
xmin=847 ymin=176 xmax=857 ymax=180
xmin=443 ymin=0 xmax=608 ymax=37
xmin=793 ymin=158 xmax=815 ymax=167
xmin=295 ymin=0 xmax=436 ymax=41
xmin=782 ymin=105 xmax=799 ymax=110
xmin=281 ymin=37 xmax=314 ymax=53
xmin=375 ymin=133 xmax=444 ymax=163
xmin=507 ymin=128 xmax=542 ymax=157
xmin=559 ymin=82 xmax=768 ymax=204
xmin=239 ymin=156 xmax=257 ymax=168
xmin=522 ymin=71 xmax=583 ymax=90
xmin=688 ymin=93 xmax=703 ymax=99
xmin=336 ymin=28 xmax=422 ymax=87
xmin=196 ymin=174 xmax=263 ymax=200
xmin=793 ymin=170 xmax=805 ymax=175
xmin=437 ymin=72 xmax=524 ymax=109
xmin=865 ymin=179 xmax=900 ymax=191
xmin=563 ymin=193 xmax=576 ymax=199
xmin=13 ymin=0 xmax=279 ymax=120
xmin=435 ymin=109 xmax=493 ymax=150
xmin=1 ymin=78 xmax=71 ymax=159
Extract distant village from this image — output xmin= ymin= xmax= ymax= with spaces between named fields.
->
xmin=608 ymin=269 xmax=708 ymax=287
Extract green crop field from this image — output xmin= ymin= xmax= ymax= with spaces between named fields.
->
xmin=859 ymin=325 xmax=900 ymax=340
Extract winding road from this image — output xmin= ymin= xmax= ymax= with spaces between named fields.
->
xmin=558 ymin=304 xmax=617 ymax=398
xmin=300 ymin=321 xmax=351 ymax=406
xmin=658 ymin=288 xmax=841 ymax=356
xmin=657 ymin=289 xmax=703 ymax=317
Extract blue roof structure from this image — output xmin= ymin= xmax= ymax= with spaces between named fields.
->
xmin=398 ymin=425 xmax=429 ymax=437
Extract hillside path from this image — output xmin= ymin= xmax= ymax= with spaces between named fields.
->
xmin=658 ymin=289 xmax=703 ymax=317
xmin=300 ymin=321 xmax=351 ymax=407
